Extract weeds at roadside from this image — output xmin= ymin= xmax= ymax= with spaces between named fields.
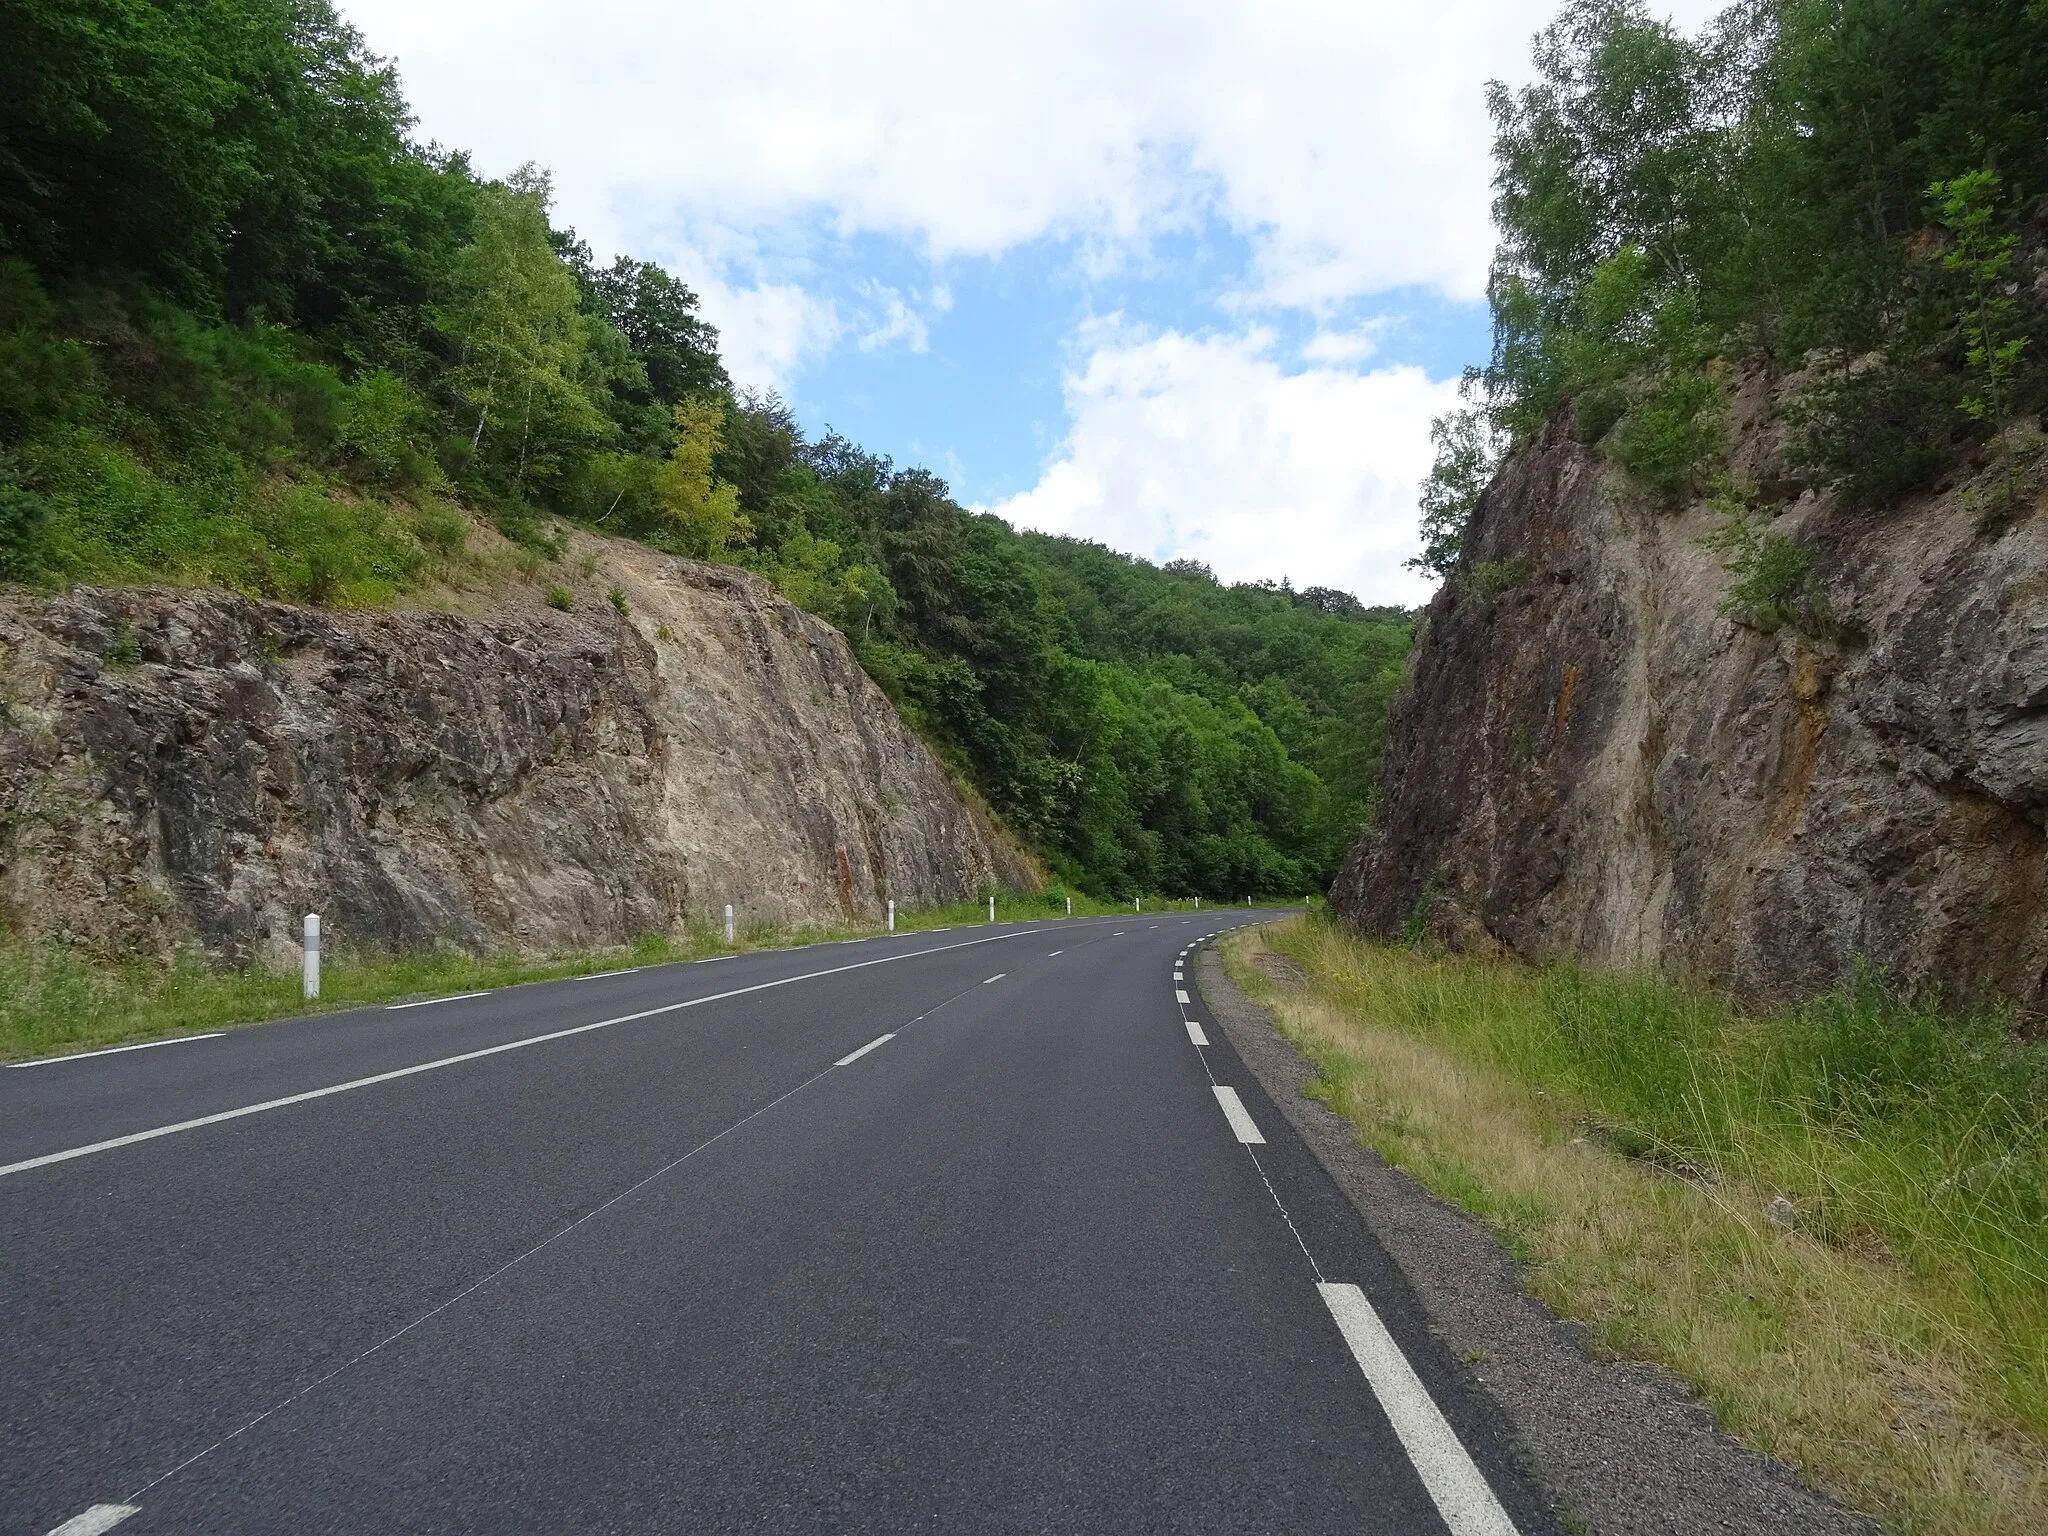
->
xmin=1222 ymin=916 xmax=2048 ymax=1536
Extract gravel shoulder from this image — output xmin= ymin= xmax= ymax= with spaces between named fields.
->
xmin=1195 ymin=940 xmax=1875 ymax=1536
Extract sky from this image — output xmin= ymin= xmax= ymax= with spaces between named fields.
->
xmin=338 ymin=0 xmax=1721 ymax=606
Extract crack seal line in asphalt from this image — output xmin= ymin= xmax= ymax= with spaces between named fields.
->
xmin=0 ymin=927 xmax=1040 ymax=1182
xmin=88 ymin=948 xmax=1040 ymax=1515
xmin=108 ymin=1052 xmax=852 ymax=1512
xmin=1175 ymin=938 xmax=1522 ymax=1536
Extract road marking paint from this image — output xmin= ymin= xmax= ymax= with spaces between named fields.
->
xmin=47 ymin=1508 xmax=139 ymax=1536
xmin=1318 ymin=1282 xmax=1521 ymax=1536
xmin=1186 ymin=1020 xmax=1209 ymax=1046
xmin=835 ymin=1033 xmax=896 ymax=1066
xmin=0 ymin=928 xmax=1035 ymax=1181
xmin=385 ymin=992 xmax=489 ymax=1010
xmin=1173 ymin=971 xmax=1183 ymax=980
xmin=693 ymin=955 xmax=733 ymax=963
xmin=1112 ymin=931 xmax=1125 ymax=936
xmin=8 ymin=1034 xmax=224 ymax=1070
xmin=1212 ymin=1085 xmax=1266 ymax=1144
xmin=1047 ymin=950 xmax=1063 ymax=956
xmin=1175 ymin=989 xmax=1191 ymax=1003
xmin=983 ymin=973 xmax=1005 ymax=983
xmin=572 ymin=969 xmax=639 ymax=981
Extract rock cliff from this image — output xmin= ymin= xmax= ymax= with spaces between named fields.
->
xmin=0 ymin=537 xmax=1037 ymax=966
xmin=1330 ymin=379 xmax=2047 ymax=1014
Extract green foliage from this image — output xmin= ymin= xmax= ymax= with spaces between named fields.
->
xmin=607 ymin=583 xmax=629 ymax=616
xmin=1933 ymin=166 xmax=2031 ymax=425
xmin=544 ymin=583 xmax=572 ymax=611
xmin=1703 ymin=499 xmax=1823 ymax=634
xmin=1461 ymin=558 xmax=1530 ymax=603
xmin=1464 ymin=0 xmax=2048 ymax=532
xmin=1410 ymin=405 xmax=1496 ymax=576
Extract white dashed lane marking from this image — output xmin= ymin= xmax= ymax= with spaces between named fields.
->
xmin=1185 ymin=1020 xmax=1209 ymax=1046
xmin=1319 ymin=1284 xmax=1522 ymax=1536
xmin=46 ymin=1507 xmax=138 ymax=1536
xmin=1211 ymin=1086 xmax=1266 ymax=1144
xmin=834 ymin=1034 xmax=895 ymax=1067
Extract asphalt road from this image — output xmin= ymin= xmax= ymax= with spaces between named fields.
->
xmin=3 ymin=912 xmax=1557 ymax=1535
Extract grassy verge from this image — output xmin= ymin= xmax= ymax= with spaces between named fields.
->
xmin=1221 ymin=915 xmax=2047 ymax=1536
xmin=0 ymin=889 xmax=1271 ymax=1063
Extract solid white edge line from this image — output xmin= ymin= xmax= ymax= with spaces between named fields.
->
xmin=1047 ymin=950 xmax=1063 ymax=956
xmin=46 ymin=1506 xmax=140 ymax=1536
xmin=8 ymin=1034 xmax=224 ymax=1069
xmin=1212 ymin=1085 xmax=1266 ymax=1144
xmin=834 ymin=1033 xmax=895 ymax=1067
xmin=983 ymin=973 xmax=1004 ymax=983
xmin=1175 ymin=989 xmax=1191 ymax=1004
xmin=385 ymin=992 xmax=488 ymax=1010
xmin=1185 ymin=1020 xmax=1209 ymax=1046
xmin=1 ymin=928 xmax=1032 ymax=1181
xmin=571 ymin=969 xmax=639 ymax=981
xmin=1317 ymin=1282 xmax=1521 ymax=1536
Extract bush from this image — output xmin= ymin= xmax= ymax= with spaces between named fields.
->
xmin=545 ymin=583 xmax=573 ymax=611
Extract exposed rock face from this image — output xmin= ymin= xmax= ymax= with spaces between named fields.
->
xmin=0 ymin=547 xmax=1037 ymax=965
xmin=1330 ymin=389 xmax=2048 ymax=1013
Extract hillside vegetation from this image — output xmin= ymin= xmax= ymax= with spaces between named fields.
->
xmin=0 ymin=0 xmax=1406 ymax=902
xmin=1418 ymin=0 xmax=2048 ymax=575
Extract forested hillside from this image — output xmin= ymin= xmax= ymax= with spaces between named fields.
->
xmin=0 ymin=0 xmax=1407 ymax=900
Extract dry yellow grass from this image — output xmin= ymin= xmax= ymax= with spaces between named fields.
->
xmin=1222 ymin=917 xmax=2047 ymax=1536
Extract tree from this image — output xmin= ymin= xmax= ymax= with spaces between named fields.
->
xmin=651 ymin=396 xmax=749 ymax=558
xmin=440 ymin=167 xmax=611 ymax=495
xmin=1409 ymin=407 xmax=1497 ymax=576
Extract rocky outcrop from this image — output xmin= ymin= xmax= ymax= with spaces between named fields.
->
xmin=0 ymin=542 xmax=1037 ymax=966
xmin=1330 ymin=381 xmax=2047 ymax=1014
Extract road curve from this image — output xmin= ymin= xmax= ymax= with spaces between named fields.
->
xmin=3 ymin=912 xmax=1557 ymax=1534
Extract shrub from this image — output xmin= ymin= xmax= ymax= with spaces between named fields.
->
xmin=545 ymin=583 xmax=573 ymax=611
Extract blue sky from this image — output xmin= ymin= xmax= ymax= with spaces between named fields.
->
xmin=341 ymin=0 xmax=1717 ymax=605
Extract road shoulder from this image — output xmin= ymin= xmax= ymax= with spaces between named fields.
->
xmin=1194 ymin=942 xmax=1873 ymax=1536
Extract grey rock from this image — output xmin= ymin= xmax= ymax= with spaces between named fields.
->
xmin=0 ymin=549 xmax=1036 ymax=966
xmin=1330 ymin=391 xmax=2048 ymax=1013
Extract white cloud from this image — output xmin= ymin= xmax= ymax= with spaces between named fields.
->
xmin=1299 ymin=325 xmax=1385 ymax=365
xmin=683 ymin=274 xmax=840 ymax=395
xmin=342 ymin=0 xmax=1728 ymax=313
xmin=987 ymin=323 xmax=1459 ymax=607
xmin=853 ymin=281 xmax=930 ymax=354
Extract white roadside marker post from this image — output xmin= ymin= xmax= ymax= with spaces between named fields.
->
xmin=724 ymin=903 xmax=734 ymax=945
xmin=1066 ymin=895 xmax=1072 ymax=915
xmin=302 ymin=913 xmax=320 ymax=1000
xmin=988 ymin=894 xmax=995 ymax=924
xmin=887 ymin=899 xmax=895 ymax=933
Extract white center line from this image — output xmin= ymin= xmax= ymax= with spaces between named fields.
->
xmin=1047 ymin=950 xmax=1063 ymax=956
xmin=1185 ymin=1020 xmax=1209 ymax=1046
xmin=1212 ymin=1085 xmax=1266 ymax=1144
xmin=1 ymin=928 xmax=1034 ymax=1182
xmin=9 ymin=1034 xmax=224 ymax=1070
xmin=1318 ymin=1283 xmax=1521 ymax=1536
xmin=983 ymin=973 xmax=1005 ymax=983
xmin=46 ymin=1507 xmax=139 ymax=1536
xmin=385 ymin=992 xmax=489 ymax=1010
xmin=834 ymin=1033 xmax=895 ymax=1066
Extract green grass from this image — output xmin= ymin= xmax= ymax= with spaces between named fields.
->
xmin=1227 ymin=915 xmax=2048 ymax=1535
xmin=0 ymin=888 xmax=1285 ymax=1063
